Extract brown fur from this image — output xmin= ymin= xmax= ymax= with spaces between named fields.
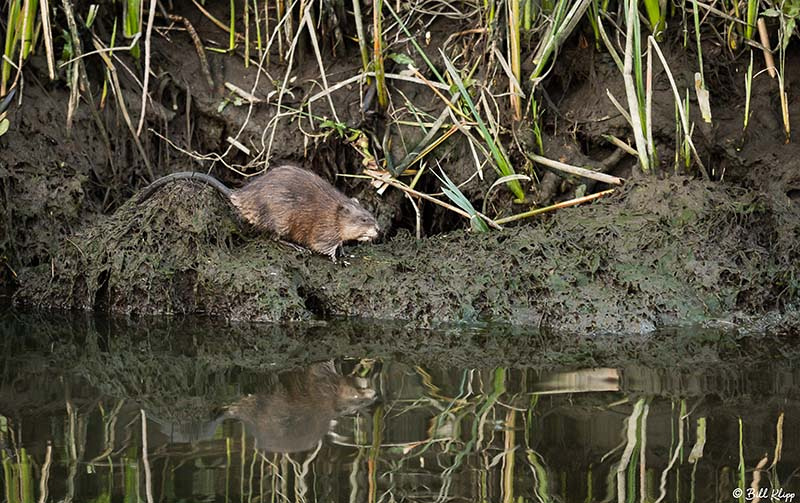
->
xmin=229 ymin=165 xmax=379 ymax=261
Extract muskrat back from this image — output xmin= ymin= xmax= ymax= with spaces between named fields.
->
xmin=231 ymin=166 xmax=378 ymax=259
xmin=137 ymin=165 xmax=379 ymax=261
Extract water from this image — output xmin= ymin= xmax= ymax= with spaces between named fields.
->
xmin=1 ymin=312 xmax=799 ymax=502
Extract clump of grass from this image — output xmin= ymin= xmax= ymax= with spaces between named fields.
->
xmin=2 ymin=0 xmax=56 ymax=95
xmin=620 ymin=0 xmax=651 ymax=173
xmin=124 ymin=0 xmax=142 ymax=58
xmin=642 ymin=0 xmax=666 ymax=37
xmin=528 ymin=0 xmax=592 ymax=85
xmin=442 ymin=51 xmax=525 ymax=201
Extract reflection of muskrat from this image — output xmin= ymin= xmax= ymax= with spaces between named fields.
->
xmin=137 ymin=165 xmax=379 ymax=261
xmin=225 ymin=361 xmax=377 ymax=453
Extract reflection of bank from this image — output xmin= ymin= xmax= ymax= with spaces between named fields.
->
xmin=155 ymin=361 xmax=377 ymax=454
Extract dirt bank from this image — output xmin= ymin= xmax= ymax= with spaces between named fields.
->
xmin=12 ymin=173 xmax=800 ymax=333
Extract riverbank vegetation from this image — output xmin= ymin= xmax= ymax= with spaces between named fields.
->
xmin=2 ymin=0 xmax=799 ymax=328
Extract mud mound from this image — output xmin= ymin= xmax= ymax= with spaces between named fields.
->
xmin=15 ymin=183 xmax=310 ymax=320
xmin=316 ymin=177 xmax=798 ymax=332
xmin=14 ymin=177 xmax=800 ymax=333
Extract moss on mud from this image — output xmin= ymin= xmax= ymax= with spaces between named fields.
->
xmin=15 ymin=183 xmax=310 ymax=320
xmin=13 ymin=176 xmax=800 ymax=333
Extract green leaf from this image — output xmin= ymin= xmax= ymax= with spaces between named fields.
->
xmin=435 ymin=168 xmax=489 ymax=232
xmin=387 ymin=53 xmax=414 ymax=66
xmin=0 ymin=118 xmax=9 ymax=137
xmin=783 ymin=17 xmax=796 ymax=49
xmin=86 ymin=5 xmax=100 ymax=28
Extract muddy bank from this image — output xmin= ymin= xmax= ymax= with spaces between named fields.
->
xmin=12 ymin=174 xmax=800 ymax=333
xmin=3 ymin=3 xmax=800 ymax=332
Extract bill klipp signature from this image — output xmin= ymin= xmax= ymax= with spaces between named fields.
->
xmin=732 ymin=487 xmax=796 ymax=502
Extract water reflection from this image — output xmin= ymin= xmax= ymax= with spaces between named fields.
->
xmin=154 ymin=361 xmax=377 ymax=453
xmin=1 ymin=326 xmax=799 ymax=502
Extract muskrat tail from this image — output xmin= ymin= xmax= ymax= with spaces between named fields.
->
xmin=136 ymin=172 xmax=233 ymax=204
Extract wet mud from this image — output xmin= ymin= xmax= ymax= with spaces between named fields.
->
xmin=11 ymin=174 xmax=799 ymax=333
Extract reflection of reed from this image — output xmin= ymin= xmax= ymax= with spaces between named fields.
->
xmin=656 ymin=400 xmax=680 ymax=503
xmin=37 ymin=442 xmax=51 ymax=503
xmin=64 ymin=396 xmax=78 ymax=503
xmin=286 ymin=441 xmax=322 ymax=502
xmin=140 ymin=410 xmax=154 ymax=503
xmin=88 ymin=399 xmax=125 ymax=463
xmin=532 ymin=368 xmax=621 ymax=395
xmin=615 ymin=398 xmax=646 ymax=503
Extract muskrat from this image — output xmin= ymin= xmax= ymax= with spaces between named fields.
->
xmin=137 ymin=165 xmax=379 ymax=262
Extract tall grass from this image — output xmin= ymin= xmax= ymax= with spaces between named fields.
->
xmin=124 ymin=0 xmax=142 ymax=58
xmin=442 ymin=52 xmax=525 ymax=201
xmin=4 ymin=0 xmax=797 ymax=226
xmin=2 ymin=0 xmax=46 ymax=94
xmin=372 ymin=0 xmax=387 ymax=109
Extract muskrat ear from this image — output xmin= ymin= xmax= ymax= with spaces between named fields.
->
xmin=337 ymin=203 xmax=353 ymax=216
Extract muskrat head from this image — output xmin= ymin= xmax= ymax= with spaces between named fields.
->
xmin=338 ymin=200 xmax=380 ymax=243
xmin=335 ymin=380 xmax=378 ymax=414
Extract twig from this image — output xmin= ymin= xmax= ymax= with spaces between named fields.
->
xmin=686 ymin=0 xmax=748 ymax=26
xmin=526 ymin=153 xmax=623 ymax=185
xmin=190 ymin=0 xmax=247 ymax=43
xmin=649 ymin=36 xmax=709 ymax=180
xmin=302 ymin=6 xmax=339 ymax=122
xmin=414 ymin=68 xmax=471 ymax=121
xmin=92 ymin=35 xmax=154 ymax=180
xmin=58 ymin=33 xmax=141 ymax=67
xmin=757 ymin=18 xmax=776 ymax=78
xmin=258 ymin=0 xmax=305 ymax=163
xmin=405 ymin=192 xmax=422 ymax=239
xmin=603 ymin=134 xmax=639 ymax=156
xmin=165 ymin=14 xmax=214 ymax=89
xmin=225 ymin=82 xmax=262 ymax=103
xmin=494 ymin=189 xmax=615 ymax=225
xmin=606 ymin=89 xmax=632 ymax=126
xmin=137 ymin=0 xmax=158 ymax=135
xmin=307 ymin=71 xmax=450 ymax=105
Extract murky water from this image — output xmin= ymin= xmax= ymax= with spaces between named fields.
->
xmin=1 ymin=313 xmax=799 ymax=502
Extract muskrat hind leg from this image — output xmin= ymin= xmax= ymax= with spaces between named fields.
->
xmin=277 ymin=239 xmax=312 ymax=255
